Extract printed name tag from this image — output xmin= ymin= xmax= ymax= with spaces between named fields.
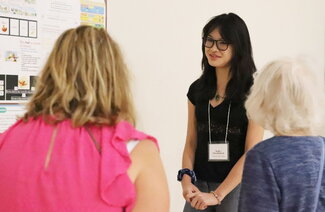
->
xmin=208 ymin=143 xmax=229 ymax=161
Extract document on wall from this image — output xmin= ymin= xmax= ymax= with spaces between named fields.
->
xmin=38 ymin=0 xmax=106 ymax=70
xmin=0 ymin=104 xmax=25 ymax=133
xmin=0 ymin=0 xmax=107 ymax=103
xmin=0 ymin=0 xmax=40 ymax=103
xmin=80 ymin=0 xmax=106 ymax=28
xmin=38 ymin=0 xmax=80 ymax=59
xmin=0 ymin=0 xmax=107 ymax=104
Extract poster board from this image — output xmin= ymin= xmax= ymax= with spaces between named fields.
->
xmin=0 ymin=0 xmax=107 ymax=132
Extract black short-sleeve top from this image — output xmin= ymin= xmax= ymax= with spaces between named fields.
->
xmin=187 ymin=80 xmax=248 ymax=182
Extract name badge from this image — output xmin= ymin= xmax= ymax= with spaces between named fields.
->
xmin=208 ymin=142 xmax=229 ymax=161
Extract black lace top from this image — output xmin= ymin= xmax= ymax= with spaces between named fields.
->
xmin=187 ymin=80 xmax=248 ymax=182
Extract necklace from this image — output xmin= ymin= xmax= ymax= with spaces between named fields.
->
xmin=214 ymin=94 xmax=226 ymax=101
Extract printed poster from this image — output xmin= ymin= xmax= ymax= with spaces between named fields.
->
xmin=0 ymin=0 xmax=106 ymax=133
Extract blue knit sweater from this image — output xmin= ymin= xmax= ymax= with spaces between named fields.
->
xmin=239 ymin=136 xmax=325 ymax=212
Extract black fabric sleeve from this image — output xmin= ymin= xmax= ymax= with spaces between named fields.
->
xmin=187 ymin=79 xmax=199 ymax=105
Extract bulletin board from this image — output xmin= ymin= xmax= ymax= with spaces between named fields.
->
xmin=0 ymin=0 xmax=107 ymax=132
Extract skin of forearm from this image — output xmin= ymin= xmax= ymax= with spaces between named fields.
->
xmin=182 ymin=136 xmax=197 ymax=169
xmin=182 ymin=149 xmax=195 ymax=169
xmin=214 ymin=121 xmax=264 ymax=200
xmin=214 ymin=154 xmax=245 ymax=199
xmin=181 ymin=144 xmax=196 ymax=185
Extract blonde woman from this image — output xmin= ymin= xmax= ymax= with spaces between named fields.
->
xmin=0 ymin=26 xmax=169 ymax=212
xmin=239 ymin=58 xmax=325 ymax=211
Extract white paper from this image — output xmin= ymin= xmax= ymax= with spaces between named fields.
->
xmin=0 ymin=104 xmax=25 ymax=133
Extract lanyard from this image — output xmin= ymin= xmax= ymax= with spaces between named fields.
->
xmin=208 ymin=101 xmax=231 ymax=144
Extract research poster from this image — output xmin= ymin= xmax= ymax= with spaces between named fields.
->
xmin=0 ymin=0 xmax=106 ymax=132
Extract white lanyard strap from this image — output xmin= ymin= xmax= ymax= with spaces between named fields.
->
xmin=208 ymin=101 xmax=231 ymax=144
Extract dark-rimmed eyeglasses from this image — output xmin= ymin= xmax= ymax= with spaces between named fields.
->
xmin=203 ymin=37 xmax=230 ymax=51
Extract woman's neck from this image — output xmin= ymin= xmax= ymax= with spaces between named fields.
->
xmin=215 ymin=67 xmax=230 ymax=93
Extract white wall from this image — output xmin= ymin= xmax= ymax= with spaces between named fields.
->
xmin=107 ymin=1 xmax=325 ymax=211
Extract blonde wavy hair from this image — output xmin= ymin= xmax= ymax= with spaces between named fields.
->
xmin=23 ymin=25 xmax=135 ymax=126
xmin=245 ymin=58 xmax=325 ymax=136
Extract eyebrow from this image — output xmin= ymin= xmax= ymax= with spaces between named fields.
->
xmin=207 ymin=35 xmax=223 ymax=40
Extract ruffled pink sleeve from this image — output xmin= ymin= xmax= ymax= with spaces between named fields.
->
xmin=99 ymin=121 xmax=158 ymax=211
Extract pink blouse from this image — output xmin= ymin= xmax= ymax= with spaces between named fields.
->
xmin=0 ymin=117 xmax=157 ymax=212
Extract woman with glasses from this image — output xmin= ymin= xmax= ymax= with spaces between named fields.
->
xmin=178 ymin=13 xmax=264 ymax=211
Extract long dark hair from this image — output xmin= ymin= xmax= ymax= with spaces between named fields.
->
xmin=197 ymin=13 xmax=256 ymax=104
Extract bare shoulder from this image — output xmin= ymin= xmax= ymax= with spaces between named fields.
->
xmin=127 ymin=139 xmax=160 ymax=182
xmin=132 ymin=139 xmax=159 ymax=154
xmin=128 ymin=139 xmax=170 ymax=212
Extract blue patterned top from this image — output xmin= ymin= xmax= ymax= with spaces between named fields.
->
xmin=239 ymin=136 xmax=325 ymax=212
